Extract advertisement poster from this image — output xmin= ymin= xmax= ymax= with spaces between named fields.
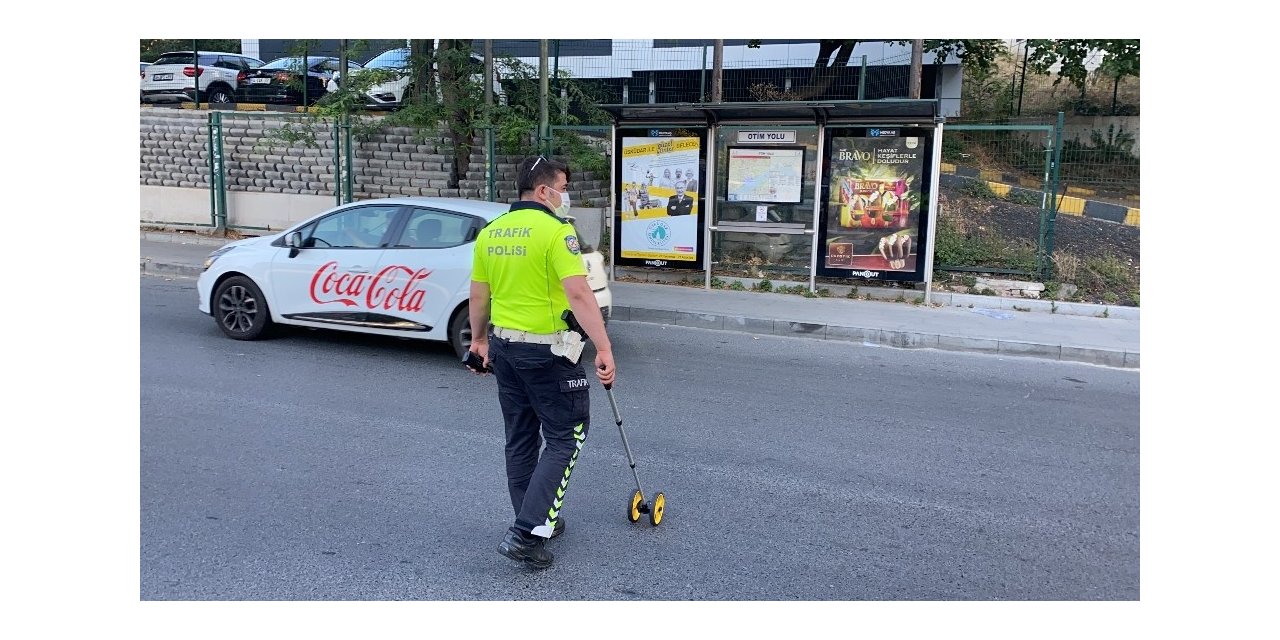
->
xmin=726 ymin=147 xmax=804 ymax=204
xmin=619 ymin=134 xmax=701 ymax=263
xmin=822 ymin=133 xmax=928 ymax=279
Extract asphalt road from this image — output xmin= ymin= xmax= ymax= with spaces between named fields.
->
xmin=141 ymin=274 xmax=1139 ymax=600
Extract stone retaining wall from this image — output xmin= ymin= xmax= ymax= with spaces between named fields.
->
xmin=140 ymin=109 xmax=608 ymax=204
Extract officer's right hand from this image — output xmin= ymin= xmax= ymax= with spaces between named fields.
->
xmin=467 ymin=341 xmax=491 ymax=375
xmin=595 ymin=350 xmax=615 ymax=387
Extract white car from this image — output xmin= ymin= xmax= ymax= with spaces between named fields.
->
xmin=328 ymin=47 xmax=504 ymax=109
xmin=141 ymin=50 xmax=265 ymax=104
xmin=196 ymin=197 xmax=612 ymax=358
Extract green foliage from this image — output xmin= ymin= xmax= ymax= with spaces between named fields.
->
xmin=1088 ymin=124 xmax=1137 ymax=156
xmin=816 ymin=288 xmax=832 ymax=298
xmin=1102 ymin=292 xmax=1119 ymax=304
xmin=729 ymin=280 xmax=746 ymax=291
xmin=934 ymin=216 xmax=1038 ymax=273
xmin=959 ymin=179 xmax=998 ymax=199
xmin=710 ymin=276 xmax=726 ymax=289
xmin=954 ymin=52 xmax=1015 ymax=120
xmin=1024 ymin=39 xmax=1139 ymax=93
xmin=1005 ymin=189 xmax=1042 ymax=207
xmin=1083 ymin=253 xmax=1132 ymax=289
xmin=942 ymin=134 xmax=968 ymax=162
xmin=890 ymin=40 xmax=1007 ymax=75
xmin=1130 ymin=292 xmax=1140 ymax=307
xmin=754 ymin=278 xmax=773 ymax=292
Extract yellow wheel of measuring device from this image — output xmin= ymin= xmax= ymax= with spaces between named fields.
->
xmin=649 ymin=492 xmax=665 ymax=526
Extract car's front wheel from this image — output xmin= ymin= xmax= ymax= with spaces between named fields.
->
xmin=213 ymin=275 xmax=273 ymax=340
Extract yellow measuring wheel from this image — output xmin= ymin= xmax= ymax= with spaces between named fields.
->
xmin=603 ymin=377 xmax=668 ymax=528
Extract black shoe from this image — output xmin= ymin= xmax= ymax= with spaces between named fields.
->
xmin=497 ymin=528 xmax=554 ymax=568
xmin=551 ymin=519 xmax=565 ymax=539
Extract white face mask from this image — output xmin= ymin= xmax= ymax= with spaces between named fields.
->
xmin=547 ymin=187 xmax=571 ymax=217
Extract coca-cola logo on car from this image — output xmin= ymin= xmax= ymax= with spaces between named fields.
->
xmin=309 ymin=261 xmax=431 ymax=312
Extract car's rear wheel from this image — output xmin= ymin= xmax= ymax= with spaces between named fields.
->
xmin=213 ymin=275 xmax=273 ymax=340
xmin=206 ymin=85 xmax=234 ymax=104
xmin=448 ymin=304 xmax=472 ymax=360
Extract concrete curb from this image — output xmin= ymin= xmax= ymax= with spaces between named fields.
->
xmin=138 ymin=252 xmax=1138 ymax=369
xmin=140 ymin=231 xmax=231 ymax=247
xmin=140 ymin=260 xmax=203 ymax=278
xmin=939 ymin=164 xmax=1140 ymax=227
xmin=610 ymin=305 xmax=1138 ymax=369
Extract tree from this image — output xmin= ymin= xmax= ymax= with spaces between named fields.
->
xmin=1024 ymin=40 xmax=1137 ymax=89
xmin=795 ymin=39 xmax=859 ymax=100
xmin=747 ymin=39 xmax=1006 ymax=101
xmin=408 ymin=39 xmax=435 ymax=104
xmin=1023 ymin=39 xmax=1139 ymax=113
xmin=915 ymin=40 xmax=1006 ymax=75
xmin=1096 ymin=40 xmax=1140 ymax=114
xmin=436 ymin=39 xmax=478 ymax=188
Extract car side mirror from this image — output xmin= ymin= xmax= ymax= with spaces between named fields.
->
xmin=286 ymin=231 xmax=303 ymax=257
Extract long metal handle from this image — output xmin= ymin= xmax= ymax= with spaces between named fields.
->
xmin=603 ymin=385 xmax=646 ymax=500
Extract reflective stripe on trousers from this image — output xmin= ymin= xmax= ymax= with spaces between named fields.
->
xmin=489 ymin=334 xmax=591 ymax=537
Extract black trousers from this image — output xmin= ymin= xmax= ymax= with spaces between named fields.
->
xmin=489 ymin=334 xmax=591 ymax=538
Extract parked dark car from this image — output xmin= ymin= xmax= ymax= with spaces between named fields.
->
xmin=236 ymin=56 xmax=362 ymax=105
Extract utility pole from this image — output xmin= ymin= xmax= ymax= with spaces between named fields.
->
xmin=1018 ymin=40 xmax=1030 ymax=115
xmin=909 ymin=39 xmax=923 ymax=99
xmin=485 ymin=39 xmax=495 ymax=201
xmin=712 ymin=39 xmax=724 ymax=102
xmin=339 ymin=38 xmax=348 ymax=89
xmin=539 ymin=39 xmax=549 ymax=155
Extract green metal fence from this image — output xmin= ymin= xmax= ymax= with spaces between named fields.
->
xmin=187 ymin=108 xmax=1140 ymax=287
xmin=937 ymin=121 xmax=1060 ymax=279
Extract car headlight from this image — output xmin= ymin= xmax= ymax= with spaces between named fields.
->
xmin=203 ymin=245 xmax=236 ymax=271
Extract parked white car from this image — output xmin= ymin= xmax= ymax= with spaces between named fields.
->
xmin=196 ymin=197 xmax=612 ymax=358
xmin=141 ymin=50 xmax=265 ymax=104
xmin=327 ymin=47 xmax=505 ymax=109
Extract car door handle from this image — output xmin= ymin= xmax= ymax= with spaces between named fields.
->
xmin=348 ymin=266 xmax=370 ymax=273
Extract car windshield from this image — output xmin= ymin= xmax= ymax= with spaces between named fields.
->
xmin=365 ymin=48 xmax=410 ymax=70
xmin=261 ymin=56 xmax=335 ymax=70
xmin=153 ymin=53 xmax=218 ymax=66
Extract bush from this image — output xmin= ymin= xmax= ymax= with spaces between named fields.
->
xmin=959 ymin=179 xmax=998 ymax=199
xmin=942 ymin=134 xmax=967 ymax=162
xmin=1005 ymin=189 xmax=1042 ymax=207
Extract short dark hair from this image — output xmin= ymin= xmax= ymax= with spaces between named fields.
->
xmin=517 ymin=156 xmax=571 ymax=196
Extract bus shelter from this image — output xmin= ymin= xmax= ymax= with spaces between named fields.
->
xmin=600 ymin=100 xmax=944 ymax=301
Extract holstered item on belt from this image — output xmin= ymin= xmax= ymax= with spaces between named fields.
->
xmin=550 ymin=330 xmax=585 ymax=364
xmin=556 ymin=310 xmax=588 ymax=365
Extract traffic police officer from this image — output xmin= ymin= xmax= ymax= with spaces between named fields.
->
xmin=466 ymin=155 xmax=616 ymax=569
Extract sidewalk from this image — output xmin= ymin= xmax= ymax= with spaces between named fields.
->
xmin=141 ymin=231 xmax=1139 ymax=369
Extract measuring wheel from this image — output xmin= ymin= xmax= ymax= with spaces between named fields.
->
xmin=648 ymin=492 xmax=665 ymax=526
xmin=628 ymin=489 xmax=644 ymax=523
